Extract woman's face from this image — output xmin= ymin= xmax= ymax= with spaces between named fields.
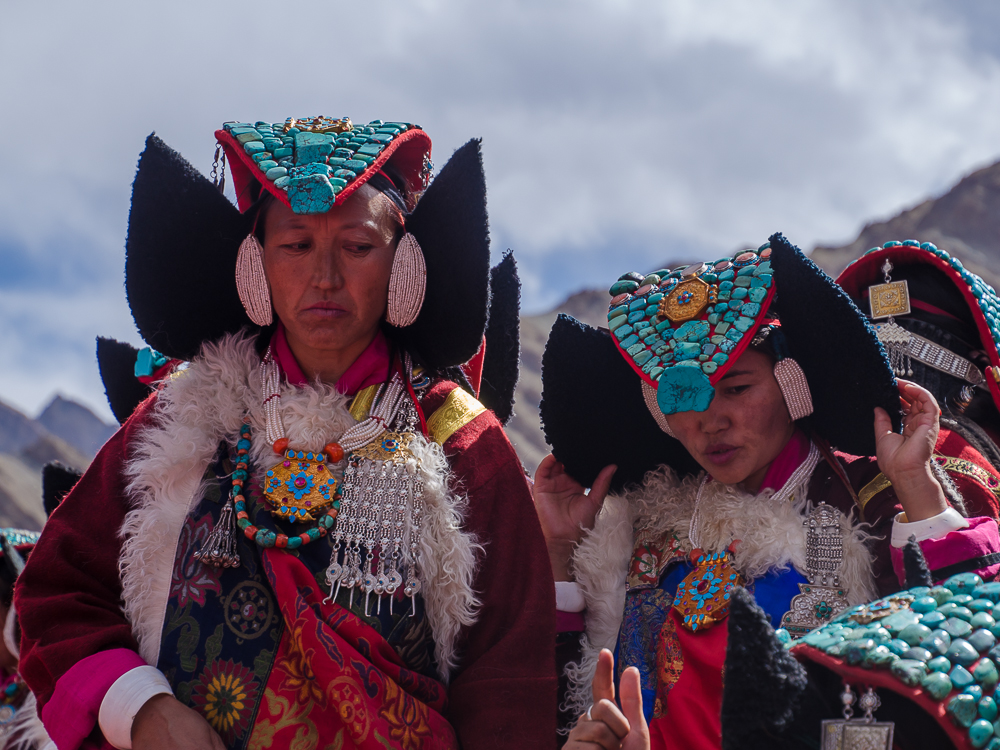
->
xmin=666 ymin=348 xmax=796 ymax=490
xmin=262 ymin=184 xmax=399 ymax=359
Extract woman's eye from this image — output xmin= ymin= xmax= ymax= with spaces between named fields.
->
xmin=280 ymin=242 xmax=310 ymax=251
xmin=726 ymin=385 xmax=751 ymax=395
xmin=345 ymin=244 xmax=374 ymax=254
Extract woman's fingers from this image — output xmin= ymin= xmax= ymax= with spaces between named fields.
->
xmin=588 ymin=464 xmax=618 ymax=506
xmin=572 ymin=702 xmax=630 ymax=746
xmin=873 ymin=406 xmax=894 ymax=437
xmin=592 ymin=648 xmax=616 ymax=703
xmin=535 ymin=453 xmax=559 ymax=482
xmin=619 ymin=667 xmax=650 ymax=749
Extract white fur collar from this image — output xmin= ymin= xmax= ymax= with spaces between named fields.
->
xmin=564 ymin=464 xmax=877 ymax=717
xmin=120 ymin=332 xmax=479 ymax=683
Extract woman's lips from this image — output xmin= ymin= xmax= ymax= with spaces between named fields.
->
xmin=703 ymin=444 xmax=739 ymax=465
xmin=303 ymin=303 xmax=347 ymax=318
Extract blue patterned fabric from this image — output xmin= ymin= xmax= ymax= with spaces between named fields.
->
xmin=614 ymin=557 xmax=808 ymax=721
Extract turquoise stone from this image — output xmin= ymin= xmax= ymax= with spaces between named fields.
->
xmin=943 ymin=618 xmax=974 ymax=638
xmin=629 ymin=297 xmax=647 ymax=311
xmin=712 ymin=353 xmax=729 ymax=365
xmin=933 ymin=629 xmax=953 ymax=648
xmin=288 ymin=174 xmax=336 ymax=214
xmin=846 ymin=639 xmax=875 ymax=665
xmin=643 ymin=306 xmax=658 ymax=319
xmin=719 ymin=339 xmax=737 ymax=353
xmin=973 ymin=658 xmax=999 ymax=689
xmin=244 ymin=141 xmax=265 ymax=155
xmin=748 ymin=287 xmax=767 ymax=303
xmin=734 ymin=316 xmax=755 ymax=332
xmin=888 ymin=638 xmax=911 ymax=656
xmin=948 ymin=639 xmax=981 ymax=667
xmin=952 ymin=664 xmax=977 ymax=690
xmin=675 ymin=342 xmax=701 ymax=359
xmin=235 ymin=130 xmax=263 ymax=144
xmin=904 ymin=647 xmax=932 ymax=662
xmin=929 ymin=586 xmax=955 ymax=605
xmin=621 ymin=334 xmax=640 ymax=349
xmin=980 ymin=696 xmax=999 ymax=721
xmin=655 ymin=320 xmax=673 ymax=333
xmin=741 ymin=302 xmax=761 ymax=317
xmin=719 ymin=280 xmax=734 ymax=292
xmin=968 ymin=629 xmax=997 ymax=653
xmin=674 ymin=320 xmax=711 ymax=342
xmin=899 ymin=623 xmax=933 ymax=646
xmin=948 ymin=573 xmax=985 ymax=595
xmin=928 ymin=655 xmax=952 ymax=672
xmin=922 ymin=670 xmax=953 ymax=700
xmin=974 ymin=583 xmax=1000 ymax=603
xmin=912 ymin=596 xmax=939 ymax=613
xmin=970 ymin=719 xmax=994 ymax=748
xmin=970 ymin=600 xmax=996 ymax=614
xmin=728 ymin=299 xmax=742 ymax=310
xmin=758 ymin=274 xmax=772 ymax=287
xmin=890 ymin=658 xmax=928 ymax=686
xmin=737 ymin=265 xmax=756 ymax=277
xmin=954 ymin=595 xmax=976 ymax=606
xmin=707 ymin=314 xmax=720 ymax=325
xmin=967 ymin=685 xmax=985 ymax=702
xmin=273 ymin=147 xmax=292 ymax=159
xmin=882 ymin=610 xmax=920 ymax=634
xmin=265 ymin=166 xmax=287 ymax=181
xmin=753 ymin=261 xmax=772 ymax=276
xmin=867 ymin=645 xmax=897 ymax=667
xmin=627 ymin=311 xmax=645 ymax=324
xmin=870 ymin=626 xmax=892 ymax=644
xmin=257 ymin=160 xmax=278 ymax=171
xmin=734 ymin=276 xmax=752 ymax=288
xmin=657 ymin=363 xmax=715 ymax=414
xmin=649 ymin=367 xmax=665 ymax=379
xmin=634 ymin=350 xmax=653 ymax=365
xmin=719 ymin=269 xmax=735 ymax=281
xmin=948 ymin=693 xmax=980 ymax=732
xmin=648 ymin=293 xmax=664 ymax=304
xmin=715 ymin=322 xmax=731 ymax=334
xmin=921 ymin=611 xmax=946 ymax=628
xmin=725 ymin=328 xmax=744 ymax=342
xmin=610 ymin=280 xmax=639 ymax=295
xmin=613 ymin=324 xmax=633 ymax=339
xmin=294 ymin=132 xmax=335 ymax=165
xmin=274 ymin=176 xmax=290 ymax=189
xmin=731 ymin=287 xmax=748 ymax=300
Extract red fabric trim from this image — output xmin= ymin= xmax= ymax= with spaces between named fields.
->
xmin=461 ymin=337 xmax=486 ymax=398
xmin=216 ymin=128 xmax=432 ymax=214
xmin=792 ymin=644 xmax=972 ymax=749
xmin=136 ymin=359 xmax=181 ymax=386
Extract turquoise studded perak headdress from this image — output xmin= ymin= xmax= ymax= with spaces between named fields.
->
xmin=838 ymin=240 xmax=1000 ymax=416
xmin=607 ymin=243 xmax=783 ymax=415
xmin=217 ymin=116 xmax=432 ymax=215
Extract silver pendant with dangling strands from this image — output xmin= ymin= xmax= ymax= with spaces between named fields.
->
xmin=323 ymin=354 xmax=427 ymax=617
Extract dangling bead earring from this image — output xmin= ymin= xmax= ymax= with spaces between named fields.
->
xmin=236 ymin=233 xmax=273 ymax=326
xmin=386 ymin=233 xmax=426 ymax=327
xmin=774 ymin=358 xmax=814 ymax=421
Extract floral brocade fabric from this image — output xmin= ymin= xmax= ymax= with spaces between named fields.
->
xmin=156 ymin=448 xmax=452 ymax=750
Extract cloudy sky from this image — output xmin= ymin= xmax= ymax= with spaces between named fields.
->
xmin=3 ymin=0 xmax=1000 ymax=421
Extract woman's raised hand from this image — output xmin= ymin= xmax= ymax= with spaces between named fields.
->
xmin=565 ymin=649 xmax=649 ymax=750
xmin=132 ymin=694 xmax=226 ymax=750
xmin=874 ymin=379 xmax=949 ymax=522
xmin=532 ymin=454 xmax=616 ymax=580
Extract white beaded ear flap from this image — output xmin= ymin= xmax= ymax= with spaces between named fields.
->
xmin=642 ymin=381 xmax=677 ymax=438
xmin=236 ymin=233 xmax=273 ymax=326
xmin=774 ymin=358 xmax=814 ymax=421
xmin=386 ymin=232 xmax=427 ymax=327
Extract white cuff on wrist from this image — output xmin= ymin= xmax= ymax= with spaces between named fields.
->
xmin=891 ymin=507 xmax=969 ymax=548
xmin=555 ymin=580 xmax=585 ymax=612
xmin=98 ymin=665 xmax=174 ymax=749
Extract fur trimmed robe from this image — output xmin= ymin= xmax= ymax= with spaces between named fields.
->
xmin=16 ymin=333 xmax=558 ymax=750
xmin=565 ymin=464 xmax=879 ymax=718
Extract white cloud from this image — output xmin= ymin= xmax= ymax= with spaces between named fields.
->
xmin=2 ymin=0 xmax=1000 ymax=415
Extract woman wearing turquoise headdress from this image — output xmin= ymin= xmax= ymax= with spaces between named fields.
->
xmin=535 ymin=235 xmax=1000 ymax=749
xmin=16 ymin=118 xmax=557 ymax=749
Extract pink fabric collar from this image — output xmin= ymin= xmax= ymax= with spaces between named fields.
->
xmin=758 ymin=430 xmax=812 ymax=492
xmin=271 ymin=324 xmax=392 ymax=396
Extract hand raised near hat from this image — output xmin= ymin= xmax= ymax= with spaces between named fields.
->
xmin=532 ymin=454 xmax=616 ymax=581
xmin=874 ymin=380 xmax=949 ymax=523
xmin=564 ymin=649 xmax=649 ymax=750
xmin=132 ymin=694 xmax=226 ymax=750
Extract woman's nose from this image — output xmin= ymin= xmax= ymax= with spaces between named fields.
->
xmin=312 ymin=246 xmax=342 ymax=289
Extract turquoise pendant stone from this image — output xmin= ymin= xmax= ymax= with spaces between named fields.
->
xmin=949 ymin=693 xmax=979 ymax=728
xmin=288 ymin=174 xmax=337 ymax=214
xmin=657 ymin=363 xmax=715 ymax=414
xmin=921 ymin=670 xmax=953 ymax=700
xmin=969 ymin=719 xmax=994 ymax=748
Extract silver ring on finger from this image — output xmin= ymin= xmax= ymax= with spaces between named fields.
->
xmin=585 ymin=704 xmax=593 ymax=721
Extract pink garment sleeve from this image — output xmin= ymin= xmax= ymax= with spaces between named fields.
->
xmin=556 ymin=611 xmax=586 ymax=632
xmin=42 ymin=648 xmax=145 ymax=750
xmin=890 ymin=516 xmax=1000 ymax=585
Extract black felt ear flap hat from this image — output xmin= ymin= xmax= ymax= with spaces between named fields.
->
xmin=126 ymin=117 xmax=490 ymax=368
xmin=539 ymin=233 xmax=901 ymax=493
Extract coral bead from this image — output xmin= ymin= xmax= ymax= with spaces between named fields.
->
xmin=272 ymin=438 xmax=289 ymax=455
xmin=324 ymin=442 xmax=345 ymax=462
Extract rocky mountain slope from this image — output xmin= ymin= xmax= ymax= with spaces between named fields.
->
xmin=506 ymin=158 xmax=1000 ymax=475
xmin=0 ymin=397 xmax=109 ymax=529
